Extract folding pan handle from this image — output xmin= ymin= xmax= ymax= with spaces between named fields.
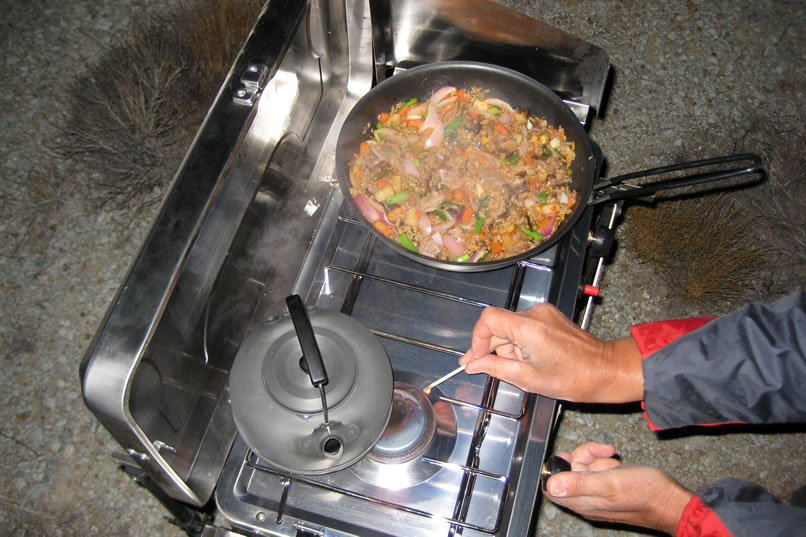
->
xmin=286 ymin=295 xmax=328 ymax=388
xmin=589 ymin=153 xmax=763 ymax=206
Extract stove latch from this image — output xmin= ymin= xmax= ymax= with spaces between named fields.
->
xmin=294 ymin=523 xmax=325 ymax=537
xmin=233 ymin=63 xmax=269 ymax=106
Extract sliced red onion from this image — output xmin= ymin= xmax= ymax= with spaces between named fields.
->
xmin=539 ymin=214 xmax=556 ymax=237
xmin=418 ymin=212 xmax=432 ymax=235
xmin=353 ymin=194 xmax=378 ymax=222
xmin=403 ymin=156 xmax=420 ymax=179
xmin=429 ymin=86 xmax=456 ymax=105
xmin=470 ymin=249 xmax=487 ymax=263
xmin=378 ymin=210 xmax=393 ymax=227
xmin=420 ymin=102 xmax=441 ymax=132
xmin=432 ymin=232 xmax=443 ymax=246
xmin=424 ymin=121 xmax=444 ymax=148
xmin=484 ymin=97 xmax=513 ymax=112
xmin=442 ymin=235 xmax=466 ymax=256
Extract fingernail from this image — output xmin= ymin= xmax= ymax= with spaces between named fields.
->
xmin=549 ymin=479 xmax=567 ymax=497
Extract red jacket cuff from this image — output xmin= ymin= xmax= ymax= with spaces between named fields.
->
xmin=630 ymin=316 xmax=717 ymax=359
xmin=676 ymin=496 xmax=732 ymax=537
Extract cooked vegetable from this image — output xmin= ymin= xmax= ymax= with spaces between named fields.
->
xmin=347 ymin=85 xmax=576 ymax=262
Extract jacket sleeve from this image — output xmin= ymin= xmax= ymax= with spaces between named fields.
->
xmin=678 ymin=479 xmax=806 ymax=537
xmin=634 ymin=291 xmax=806 ymax=430
xmin=630 ymin=291 xmax=806 ymax=537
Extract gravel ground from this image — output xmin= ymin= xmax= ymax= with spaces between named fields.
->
xmin=1 ymin=1 xmax=803 ymax=536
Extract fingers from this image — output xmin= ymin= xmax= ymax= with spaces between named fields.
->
xmin=461 ymin=354 xmax=533 ymax=391
xmin=466 ymin=306 xmax=520 ymax=359
xmin=569 ymin=441 xmax=617 ymax=465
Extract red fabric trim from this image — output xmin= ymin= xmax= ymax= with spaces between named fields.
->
xmin=630 ymin=316 xmax=717 ymax=359
xmin=676 ymin=496 xmax=732 ymax=537
xmin=632 ymin=316 xmax=728 ymax=431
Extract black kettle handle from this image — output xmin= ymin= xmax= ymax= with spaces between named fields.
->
xmin=286 ymin=295 xmax=328 ymax=388
xmin=590 ymin=153 xmax=763 ymax=205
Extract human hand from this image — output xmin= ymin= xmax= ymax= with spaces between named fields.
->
xmin=458 ymin=304 xmax=644 ymax=403
xmin=545 ymin=442 xmax=693 ymax=535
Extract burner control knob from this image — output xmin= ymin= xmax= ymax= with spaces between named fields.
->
xmin=541 ymin=454 xmax=572 ymax=493
xmin=588 ymin=225 xmax=615 ymax=258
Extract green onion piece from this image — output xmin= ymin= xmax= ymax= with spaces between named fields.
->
xmin=541 ymin=144 xmax=552 ymax=157
xmin=385 ymin=191 xmax=409 ymax=204
xmin=398 ymin=233 xmax=418 ymax=252
xmin=478 ymin=250 xmax=490 ymax=262
xmin=376 ymin=122 xmax=383 ymax=130
xmin=413 ymin=159 xmax=421 ymax=166
xmin=538 ymin=191 xmax=548 ymax=203
xmin=444 ymin=115 xmax=464 ymax=135
xmin=403 ymin=97 xmax=418 ymax=107
xmin=479 ymin=195 xmax=490 ymax=209
xmin=474 ymin=216 xmax=485 ymax=234
xmin=455 ymin=253 xmax=471 ymax=262
xmin=440 ymin=200 xmax=465 ymax=211
xmin=522 ymin=227 xmax=544 ymax=242
xmin=429 ymin=209 xmax=448 ymax=221
xmin=488 ymin=106 xmax=501 ymax=115
xmin=503 ymin=152 xmax=520 ymax=166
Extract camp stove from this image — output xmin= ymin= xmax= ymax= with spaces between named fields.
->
xmin=80 ymin=1 xmax=609 ymax=536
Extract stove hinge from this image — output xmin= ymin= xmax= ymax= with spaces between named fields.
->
xmin=233 ymin=63 xmax=270 ymax=106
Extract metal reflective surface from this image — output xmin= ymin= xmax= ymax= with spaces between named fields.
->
xmin=80 ymin=0 xmax=608 ymax=533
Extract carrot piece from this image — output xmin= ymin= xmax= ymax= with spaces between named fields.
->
xmin=453 ymin=189 xmax=465 ymax=202
xmin=373 ymin=221 xmax=393 ymax=237
xmin=537 ymin=216 xmax=553 ymax=231
xmin=359 ymin=141 xmax=371 ymax=156
xmin=444 ymin=191 xmax=453 ymax=201
xmin=461 ymin=208 xmax=473 ymax=225
xmin=456 ymin=89 xmax=471 ymax=103
xmin=495 ymin=122 xmax=508 ymax=134
xmin=378 ymin=112 xmax=390 ymax=124
xmin=398 ymin=105 xmax=411 ymax=117
xmin=387 ymin=207 xmax=406 ymax=222
xmin=406 ymin=118 xmax=423 ymax=128
xmin=490 ymin=240 xmax=503 ymax=254
xmin=376 ymin=178 xmax=389 ymax=188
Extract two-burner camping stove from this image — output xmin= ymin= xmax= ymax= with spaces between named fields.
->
xmin=80 ymin=1 xmax=609 ymax=536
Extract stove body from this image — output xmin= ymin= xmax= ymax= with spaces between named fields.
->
xmin=79 ymin=1 xmax=608 ymax=536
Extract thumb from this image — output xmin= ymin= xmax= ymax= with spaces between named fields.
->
xmin=547 ymin=471 xmax=601 ymax=499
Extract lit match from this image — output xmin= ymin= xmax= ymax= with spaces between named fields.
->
xmin=423 ymin=364 xmax=466 ymax=394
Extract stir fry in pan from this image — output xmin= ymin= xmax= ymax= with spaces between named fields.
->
xmin=347 ymin=85 xmax=577 ymax=263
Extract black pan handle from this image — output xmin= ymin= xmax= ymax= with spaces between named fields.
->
xmin=286 ymin=295 xmax=328 ymax=388
xmin=589 ymin=153 xmax=763 ymax=206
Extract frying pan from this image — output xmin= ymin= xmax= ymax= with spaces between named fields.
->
xmin=335 ymin=61 xmax=762 ymax=272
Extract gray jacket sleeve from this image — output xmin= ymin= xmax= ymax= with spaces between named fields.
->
xmin=694 ymin=479 xmax=806 ymax=537
xmin=640 ymin=292 xmax=806 ymax=537
xmin=642 ymin=291 xmax=806 ymax=429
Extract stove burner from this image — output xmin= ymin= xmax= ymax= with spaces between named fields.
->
xmin=369 ymin=383 xmax=436 ymax=464
xmin=349 ymin=374 xmax=458 ymax=490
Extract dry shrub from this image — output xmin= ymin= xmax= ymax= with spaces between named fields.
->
xmin=0 ymin=165 xmax=77 ymax=258
xmin=56 ymin=0 xmax=264 ymax=210
xmin=734 ymin=109 xmax=806 ymax=297
xmin=624 ymin=193 xmax=767 ymax=306
xmin=57 ymin=17 xmax=197 ymax=210
xmin=177 ymin=0 xmax=266 ymax=106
